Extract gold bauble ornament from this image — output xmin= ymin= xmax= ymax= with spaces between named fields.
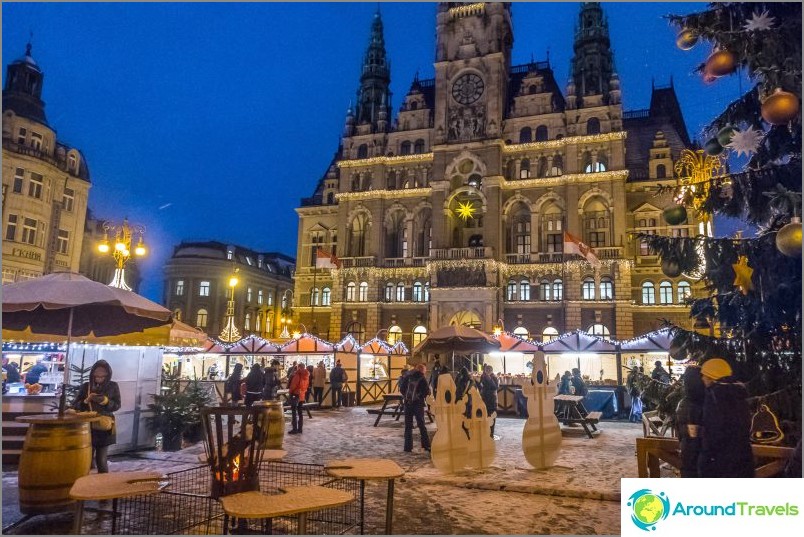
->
xmin=676 ymin=29 xmax=698 ymax=50
xmin=761 ymin=89 xmax=800 ymax=125
xmin=705 ymin=49 xmax=736 ymax=77
xmin=776 ymin=217 xmax=802 ymax=257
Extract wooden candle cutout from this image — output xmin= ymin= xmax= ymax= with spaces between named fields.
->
xmin=464 ymin=384 xmax=496 ymax=469
xmin=430 ymin=373 xmax=469 ymax=473
xmin=521 ymin=352 xmax=562 ymax=469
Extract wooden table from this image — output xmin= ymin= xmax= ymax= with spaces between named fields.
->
xmin=553 ymin=394 xmax=602 ymax=439
xmin=325 ymin=458 xmax=404 ymax=535
xmin=69 ymin=470 xmax=167 ymax=534
xmin=218 ymin=485 xmax=353 ymax=534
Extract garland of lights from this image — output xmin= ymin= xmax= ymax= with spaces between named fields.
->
xmin=500 ymin=170 xmax=629 ymax=189
xmin=502 ymin=131 xmax=627 ymax=154
xmin=336 ymin=187 xmax=431 ymax=201
xmin=337 ymin=153 xmax=434 ymax=169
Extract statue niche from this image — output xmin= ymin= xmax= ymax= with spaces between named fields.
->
xmin=436 ymin=266 xmax=487 ymax=287
xmin=448 ymin=105 xmax=486 ymax=142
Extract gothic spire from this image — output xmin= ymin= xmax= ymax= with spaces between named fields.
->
xmin=354 ymin=9 xmax=392 ymax=130
xmin=569 ymin=2 xmax=615 ymax=105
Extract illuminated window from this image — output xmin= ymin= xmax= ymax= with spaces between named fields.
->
xmin=385 ymin=282 xmax=394 ymax=302
xmin=322 ymin=287 xmax=331 ymax=306
xmin=56 ymin=229 xmax=69 ymax=254
xmin=552 ymin=279 xmax=563 ymax=301
xmin=395 ymin=282 xmax=405 ymax=301
xmin=519 ymin=279 xmax=531 ymax=301
xmin=539 ymin=279 xmax=551 ymax=301
xmin=176 ymin=280 xmax=184 ymax=296
xmin=196 ymin=308 xmax=208 ymax=328
xmin=587 ymin=323 xmax=610 ymax=338
xmin=258 ymin=289 xmax=263 ymax=304
xmin=582 ymin=278 xmax=596 ymax=300
xmin=659 ymin=280 xmax=673 ymax=304
xmin=245 ymin=313 xmax=251 ymax=330
xmin=542 ymin=326 xmax=559 ymax=343
xmin=599 ymin=277 xmax=613 ymax=300
xmin=412 ymin=325 xmax=428 ymax=348
xmin=62 ymin=188 xmax=74 ymax=212
xmin=173 ymin=308 xmax=182 ymax=321
xmin=642 ymin=282 xmax=656 ymax=304
xmin=346 ymin=282 xmax=356 ymax=302
xmin=247 ymin=287 xmax=253 ymax=302
xmin=513 ymin=326 xmax=529 ymax=338
xmin=388 ymin=325 xmax=403 ymax=344
xmin=359 ymin=281 xmax=369 ymax=302
xmin=199 ymin=281 xmax=210 ymax=297
xmin=310 ymin=287 xmax=319 ymax=306
xmin=424 ymin=282 xmax=430 ymax=302
xmin=31 ymin=132 xmax=43 ymax=150
xmin=413 ymin=282 xmax=424 ymax=302
xmin=677 ymin=281 xmax=692 ymax=303
xmin=507 ymin=280 xmax=517 ymax=301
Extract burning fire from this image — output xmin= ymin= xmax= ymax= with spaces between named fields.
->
xmin=215 ymin=454 xmax=241 ymax=482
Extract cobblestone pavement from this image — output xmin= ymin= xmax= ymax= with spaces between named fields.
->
xmin=3 ymin=406 xmax=642 ymax=535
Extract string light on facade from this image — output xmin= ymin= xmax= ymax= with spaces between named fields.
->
xmin=96 ymin=219 xmax=146 ymax=290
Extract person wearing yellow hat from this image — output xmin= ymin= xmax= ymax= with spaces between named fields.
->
xmin=697 ymin=358 xmax=755 ymax=477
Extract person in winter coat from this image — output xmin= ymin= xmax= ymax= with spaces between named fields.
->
xmin=676 ymin=365 xmax=705 ymax=477
xmin=224 ymin=363 xmax=244 ymax=406
xmin=312 ymin=362 xmax=327 ymax=404
xmin=651 ymin=360 xmax=671 ymax=384
xmin=262 ymin=360 xmax=281 ymax=400
xmin=288 ymin=365 xmax=310 ymax=434
xmin=243 ymin=364 xmax=264 ymax=406
xmin=570 ymin=368 xmax=588 ymax=398
xmin=329 ymin=360 xmax=347 ymax=408
xmin=429 ymin=361 xmax=442 ymax=398
xmin=697 ymin=358 xmax=755 ymax=478
xmin=479 ymin=365 xmax=499 ymax=437
xmin=72 ymin=360 xmax=121 ymax=473
xmin=5 ymin=361 xmax=21 ymax=383
xmin=626 ymin=367 xmax=644 ymax=422
xmin=24 ymin=359 xmax=48 ymax=385
xmin=558 ymin=371 xmax=572 ymax=395
xmin=304 ymin=365 xmax=315 ymax=402
xmin=398 ymin=363 xmax=431 ymax=452
xmin=455 ymin=366 xmax=473 ymax=418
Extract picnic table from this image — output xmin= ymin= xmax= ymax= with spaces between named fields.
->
xmin=325 ymin=458 xmax=404 ymax=535
xmin=368 ymin=394 xmax=433 ymax=427
xmin=553 ymin=394 xmax=602 ymax=439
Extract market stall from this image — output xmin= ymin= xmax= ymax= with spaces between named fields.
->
xmin=354 ymin=338 xmax=409 ymax=405
xmin=488 ymin=332 xmax=542 ymax=414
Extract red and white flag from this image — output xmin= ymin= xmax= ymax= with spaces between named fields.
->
xmin=315 ymin=247 xmax=341 ymax=269
xmin=563 ymin=231 xmax=600 ymax=267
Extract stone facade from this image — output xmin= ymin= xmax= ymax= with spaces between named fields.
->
xmin=295 ymin=3 xmax=707 ymax=346
xmin=2 ymin=45 xmax=91 ymax=283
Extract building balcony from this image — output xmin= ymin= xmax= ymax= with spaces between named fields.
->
xmin=2 ymin=139 xmax=73 ymax=175
xmin=505 ymin=247 xmax=623 ymax=264
xmin=340 ymin=256 xmax=377 ymax=268
xmin=431 ymin=247 xmax=493 ymax=260
xmin=383 ymin=257 xmax=428 ymax=268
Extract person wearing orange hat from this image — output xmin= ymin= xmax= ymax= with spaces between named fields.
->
xmin=697 ymin=358 xmax=755 ymax=477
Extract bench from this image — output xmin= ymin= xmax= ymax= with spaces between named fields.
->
xmin=282 ymin=401 xmax=319 ymax=419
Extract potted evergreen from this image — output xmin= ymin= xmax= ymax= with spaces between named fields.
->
xmin=183 ymin=379 xmax=215 ymax=444
xmin=146 ymin=391 xmax=192 ymax=451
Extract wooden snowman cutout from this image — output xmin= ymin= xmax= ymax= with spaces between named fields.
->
xmin=464 ymin=384 xmax=496 ymax=469
xmin=521 ymin=352 xmax=562 ymax=469
xmin=429 ymin=373 xmax=469 ymax=473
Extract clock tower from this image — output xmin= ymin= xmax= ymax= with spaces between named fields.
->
xmin=433 ymin=3 xmax=513 ymax=144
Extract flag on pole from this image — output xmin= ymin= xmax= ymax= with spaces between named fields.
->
xmin=563 ymin=231 xmax=600 ymax=267
xmin=315 ymin=247 xmax=341 ymax=269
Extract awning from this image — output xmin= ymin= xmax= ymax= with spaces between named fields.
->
xmin=619 ymin=328 xmax=674 ymax=352
xmin=493 ymin=331 xmax=541 ymax=352
xmin=541 ymin=330 xmax=617 ymax=353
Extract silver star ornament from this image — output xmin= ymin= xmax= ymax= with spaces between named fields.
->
xmin=744 ymin=10 xmax=775 ymax=32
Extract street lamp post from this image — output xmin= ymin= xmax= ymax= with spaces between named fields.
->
xmin=219 ymin=269 xmax=241 ymax=343
xmin=96 ymin=219 xmax=146 ymax=291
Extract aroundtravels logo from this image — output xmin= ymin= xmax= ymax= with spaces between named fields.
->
xmin=627 ymin=489 xmax=670 ymax=531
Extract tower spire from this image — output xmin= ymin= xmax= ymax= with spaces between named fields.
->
xmin=354 ymin=8 xmax=392 ymax=130
xmin=569 ymin=2 xmax=615 ymax=106
xmin=3 ymin=40 xmax=48 ymax=124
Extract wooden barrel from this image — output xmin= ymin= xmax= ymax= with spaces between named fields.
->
xmin=254 ymin=401 xmax=285 ymax=449
xmin=16 ymin=414 xmax=94 ymax=514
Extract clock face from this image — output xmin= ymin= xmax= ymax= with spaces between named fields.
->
xmin=451 ymin=73 xmax=485 ymax=105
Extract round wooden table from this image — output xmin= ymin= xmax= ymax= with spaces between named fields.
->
xmin=325 ymin=458 xmax=404 ymax=535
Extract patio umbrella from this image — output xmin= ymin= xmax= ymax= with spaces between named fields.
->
xmin=2 ymin=272 xmax=172 ymax=413
xmin=413 ymin=324 xmax=501 ymax=371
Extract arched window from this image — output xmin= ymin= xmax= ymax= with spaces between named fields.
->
xmin=322 ymin=287 xmax=331 ymax=306
xmin=358 ymin=144 xmax=368 ymax=158
xmin=642 ymin=281 xmax=656 ymax=304
xmin=346 ymin=282 xmax=356 ymax=302
xmin=388 ymin=325 xmax=403 ymax=344
xmin=256 ymin=313 xmax=263 ymax=333
xmin=582 ymin=151 xmax=594 ymax=173
xmin=582 ymin=278 xmax=596 ymax=300
xmin=412 ymin=325 xmax=428 ymax=348
xmin=542 ymin=326 xmax=559 ymax=343
xmin=519 ymin=127 xmax=532 ymax=143
xmin=352 ymin=175 xmax=360 ymax=191
xmin=656 ymin=164 xmax=667 ymax=179
xmin=400 ymin=141 xmax=412 ymax=155
xmin=535 ymin=125 xmax=548 ymax=142
xmin=599 ymin=277 xmax=613 ymax=300
xmin=537 ymin=156 xmax=548 ymax=177
xmin=310 ymin=287 xmax=319 ymax=306
xmin=245 ymin=312 xmax=252 ymax=331
xmin=659 ymin=280 xmax=673 ymax=304
xmin=385 ymin=282 xmax=394 ymax=302
xmin=552 ymin=279 xmax=563 ymax=301
xmin=587 ymin=323 xmax=610 ymax=338
xmin=359 ymin=281 xmax=369 ymax=302
xmin=414 ymin=139 xmax=425 ymax=154
xmin=596 ymin=155 xmax=608 ymax=172
xmin=173 ymin=308 xmax=182 ymax=321
xmin=587 ymin=117 xmax=600 ymax=135
xmin=520 ymin=158 xmax=531 ymax=179
xmin=539 ymin=279 xmax=551 ymax=301
xmin=362 ymin=172 xmax=372 ymax=191
xmin=513 ymin=326 xmax=530 ymax=338
xmin=413 ymin=282 xmax=424 ymax=302
xmin=509 ymin=203 xmax=531 ymax=255
xmin=550 ymin=155 xmax=563 ymax=176
xmin=395 ymin=282 xmax=406 ymax=301
xmin=424 ymin=282 xmax=430 ymax=302
xmin=507 ymin=279 xmax=518 ymax=301
xmin=677 ymin=281 xmax=691 ymax=303
xmin=520 ymin=279 xmax=531 ymax=301
xmin=386 ymin=171 xmax=396 ymax=190
xmin=348 ymin=213 xmax=369 ymax=257
xmin=196 ymin=308 xmax=208 ymax=329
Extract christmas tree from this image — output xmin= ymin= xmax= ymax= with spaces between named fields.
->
xmin=642 ymin=3 xmax=801 ymax=442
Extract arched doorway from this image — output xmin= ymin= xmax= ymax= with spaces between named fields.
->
xmin=448 ymin=310 xmax=482 ymax=329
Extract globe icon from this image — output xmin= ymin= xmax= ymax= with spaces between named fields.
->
xmin=633 ymin=494 xmax=664 ymax=525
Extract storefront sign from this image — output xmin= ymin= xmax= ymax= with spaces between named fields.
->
xmin=11 ymin=248 xmax=42 ymax=261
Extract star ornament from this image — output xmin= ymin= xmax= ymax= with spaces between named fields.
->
xmin=732 ymin=255 xmax=754 ymax=295
xmin=725 ymin=127 xmax=763 ymax=157
xmin=456 ymin=200 xmax=476 ymax=221
xmin=743 ymin=10 xmax=775 ymax=32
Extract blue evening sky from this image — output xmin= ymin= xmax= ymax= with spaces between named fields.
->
xmin=2 ymin=2 xmax=747 ymax=302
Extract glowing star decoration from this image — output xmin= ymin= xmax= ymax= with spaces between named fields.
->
xmin=743 ymin=10 xmax=775 ymax=32
xmin=456 ymin=200 xmax=477 ymax=221
xmin=732 ymin=255 xmax=754 ymax=295
xmin=726 ymin=127 xmax=764 ymax=157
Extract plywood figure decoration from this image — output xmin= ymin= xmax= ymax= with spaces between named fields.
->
xmin=521 ymin=352 xmax=562 ymax=469
xmin=464 ymin=384 xmax=496 ymax=469
xmin=429 ymin=373 xmax=469 ymax=473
